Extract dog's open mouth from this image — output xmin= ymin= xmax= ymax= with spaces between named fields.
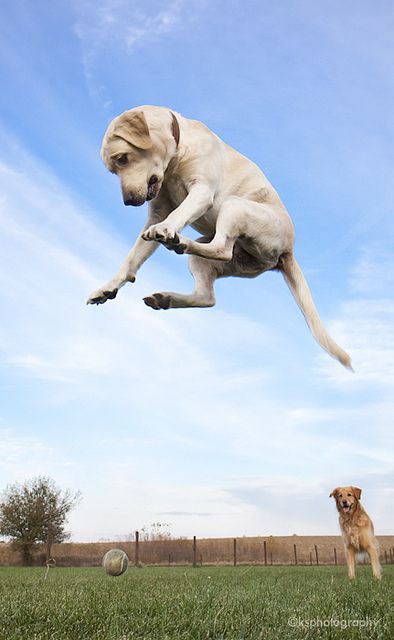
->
xmin=342 ymin=504 xmax=352 ymax=513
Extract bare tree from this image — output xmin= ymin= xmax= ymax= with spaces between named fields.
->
xmin=140 ymin=522 xmax=172 ymax=541
xmin=0 ymin=476 xmax=81 ymax=564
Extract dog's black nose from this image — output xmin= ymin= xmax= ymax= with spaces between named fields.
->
xmin=123 ymin=195 xmax=145 ymax=206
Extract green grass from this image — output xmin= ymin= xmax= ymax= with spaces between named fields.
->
xmin=0 ymin=565 xmax=392 ymax=639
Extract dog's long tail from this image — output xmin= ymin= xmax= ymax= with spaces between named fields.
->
xmin=279 ymin=253 xmax=353 ymax=370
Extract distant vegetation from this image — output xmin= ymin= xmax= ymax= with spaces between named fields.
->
xmin=0 ymin=476 xmax=81 ymax=565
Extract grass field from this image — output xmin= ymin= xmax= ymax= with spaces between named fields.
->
xmin=0 ymin=565 xmax=392 ymax=640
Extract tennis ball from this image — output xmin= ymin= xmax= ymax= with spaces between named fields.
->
xmin=102 ymin=549 xmax=129 ymax=576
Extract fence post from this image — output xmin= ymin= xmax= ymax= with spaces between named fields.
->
xmin=193 ymin=536 xmax=197 ymax=568
xmin=270 ymin=552 xmax=273 ymax=566
xmin=293 ymin=544 xmax=298 ymax=565
xmin=309 ymin=551 xmax=312 ymax=565
xmin=233 ymin=539 xmax=237 ymax=566
xmin=264 ymin=541 xmax=267 ymax=566
xmin=135 ymin=530 xmax=140 ymax=567
xmin=168 ymin=553 xmax=172 ymax=567
xmin=314 ymin=545 xmax=319 ymax=566
xmin=334 ymin=547 xmax=337 ymax=566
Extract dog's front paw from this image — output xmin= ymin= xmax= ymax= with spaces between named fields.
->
xmin=86 ymin=287 xmax=118 ymax=305
xmin=142 ymin=225 xmax=188 ymax=254
xmin=142 ymin=223 xmax=178 ymax=244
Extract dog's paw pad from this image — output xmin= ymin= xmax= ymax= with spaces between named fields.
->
xmin=143 ymin=293 xmax=170 ymax=310
xmin=162 ymin=234 xmax=187 ymax=254
xmin=87 ymin=289 xmax=118 ymax=305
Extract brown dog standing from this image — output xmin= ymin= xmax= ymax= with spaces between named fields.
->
xmin=330 ymin=486 xmax=381 ymax=580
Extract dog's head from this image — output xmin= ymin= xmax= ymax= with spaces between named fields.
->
xmin=101 ymin=108 xmax=175 ymax=206
xmin=330 ymin=486 xmax=362 ymax=515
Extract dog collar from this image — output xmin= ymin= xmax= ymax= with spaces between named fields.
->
xmin=171 ymin=112 xmax=180 ymax=148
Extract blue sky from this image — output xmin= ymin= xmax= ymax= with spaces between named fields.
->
xmin=0 ymin=0 xmax=393 ymax=541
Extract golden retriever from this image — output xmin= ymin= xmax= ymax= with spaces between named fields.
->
xmin=330 ymin=486 xmax=381 ymax=580
xmin=87 ymin=105 xmax=352 ymax=369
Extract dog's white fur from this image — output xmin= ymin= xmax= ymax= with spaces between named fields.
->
xmin=87 ymin=105 xmax=351 ymax=369
xmin=330 ymin=486 xmax=382 ymax=580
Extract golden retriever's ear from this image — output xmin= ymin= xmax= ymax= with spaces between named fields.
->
xmin=329 ymin=488 xmax=340 ymax=498
xmin=352 ymin=487 xmax=362 ymax=501
xmin=114 ymin=111 xmax=152 ymax=150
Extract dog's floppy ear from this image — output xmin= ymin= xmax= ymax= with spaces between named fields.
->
xmin=114 ymin=110 xmax=152 ymax=150
xmin=329 ymin=488 xmax=340 ymax=498
xmin=352 ymin=486 xmax=362 ymax=501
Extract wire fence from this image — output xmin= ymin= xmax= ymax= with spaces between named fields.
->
xmin=1 ymin=534 xmax=394 ymax=567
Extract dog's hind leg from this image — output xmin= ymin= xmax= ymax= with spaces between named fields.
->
xmin=143 ymin=254 xmax=223 ymax=310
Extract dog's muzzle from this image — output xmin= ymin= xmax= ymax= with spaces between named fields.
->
xmin=341 ymin=502 xmax=351 ymax=513
xmin=123 ymin=176 xmax=160 ymax=205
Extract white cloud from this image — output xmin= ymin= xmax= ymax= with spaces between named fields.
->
xmin=348 ymin=249 xmax=394 ymax=296
xmin=73 ymin=0 xmax=196 ymax=105
xmin=125 ymin=0 xmax=185 ymax=49
xmin=0 ymin=429 xmax=50 ymax=467
xmin=223 ymin=468 xmax=394 ymax=536
xmin=317 ymin=251 xmax=394 ymax=387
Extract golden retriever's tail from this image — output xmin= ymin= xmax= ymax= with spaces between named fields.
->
xmin=279 ymin=253 xmax=353 ymax=370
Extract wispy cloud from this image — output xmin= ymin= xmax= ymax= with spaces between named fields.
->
xmin=348 ymin=248 xmax=394 ymax=296
xmin=223 ymin=468 xmax=394 ymax=536
xmin=0 ymin=429 xmax=50 ymax=468
xmin=73 ymin=0 xmax=195 ymax=105
xmin=317 ymin=250 xmax=394 ymax=388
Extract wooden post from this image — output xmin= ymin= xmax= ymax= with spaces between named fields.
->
xmin=135 ymin=530 xmax=140 ymax=567
xmin=193 ymin=536 xmax=197 ymax=568
xmin=334 ymin=548 xmax=337 ymax=566
xmin=233 ymin=539 xmax=237 ymax=566
xmin=293 ymin=544 xmax=298 ymax=565
xmin=270 ymin=552 xmax=273 ymax=566
xmin=168 ymin=553 xmax=172 ymax=566
xmin=309 ymin=551 xmax=312 ymax=565
xmin=314 ymin=545 xmax=319 ymax=566
xmin=264 ymin=541 xmax=267 ymax=566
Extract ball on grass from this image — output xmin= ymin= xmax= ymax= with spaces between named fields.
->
xmin=102 ymin=549 xmax=129 ymax=576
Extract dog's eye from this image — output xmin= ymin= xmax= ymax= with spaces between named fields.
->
xmin=115 ymin=154 xmax=129 ymax=167
xmin=339 ymin=494 xmax=343 ymax=498
xmin=347 ymin=493 xmax=352 ymax=497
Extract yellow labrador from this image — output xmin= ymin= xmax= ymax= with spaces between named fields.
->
xmin=330 ymin=486 xmax=381 ymax=580
xmin=87 ymin=105 xmax=352 ymax=369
